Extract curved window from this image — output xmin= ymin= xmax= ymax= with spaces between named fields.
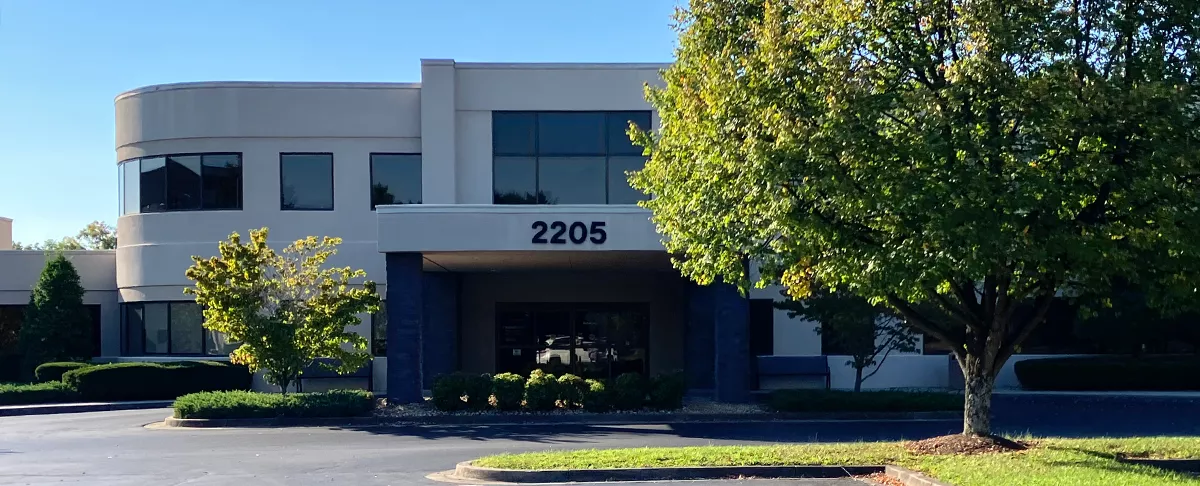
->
xmin=118 ymin=153 xmax=242 ymax=215
xmin=120 ymin=302 xmax=237 ymax=356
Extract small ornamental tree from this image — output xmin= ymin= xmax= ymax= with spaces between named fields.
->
xmin=634 ymin=0 xmax=1200 ymax=436
xmin=184 ymin=228 xmax=380 ymax=393
xmin=19 ymin=254 xmax=92 ymax=376
xmin=781 ymin=291 xmax=917 ymax=392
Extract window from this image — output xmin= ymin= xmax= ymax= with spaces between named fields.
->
xmin=371 ymin=306 xmax=387 ymax=357
xmin=495 ymin=303 xmax=648 ymax=380
xmin=280 ymin=153 xmax=334 ymax=210
xmin=492 ymin=111 xmax=652 ymax=205
xmin=119 ymin=153 xmax=242 ymax=214
xmin=121 ymin=302 xmax=233 ymax=356
xmin=370 ymin=154 xmax=421 ymax=209
xmin=749 ymin=299 xmax=775 ymax=357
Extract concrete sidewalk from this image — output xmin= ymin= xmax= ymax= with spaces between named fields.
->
xmin=0 ymin=400 xmax=172 ymax=417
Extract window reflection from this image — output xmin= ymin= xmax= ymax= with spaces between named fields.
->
xmin=370 ymin=154 xmax=421 ymax=209
xmin=120 ymin=154 xmax=241 ymax=214
xmin=140 ymin=157 xmax=167 ymax=212
xmin=281 ymin=153 xmax=334 ymax=210
xmin=538 ymin=157 xmax=606 ymax=204
xmin=166 ymin=156 xmax=202 ymax=210
xmin=496 ymin=304 xmax=648 ymax=380
xmin=121 ymin=302 xmax=238 ymax=356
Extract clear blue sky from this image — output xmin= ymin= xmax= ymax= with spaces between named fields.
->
xmin=0 ymin=0 xmax=680 ymax=244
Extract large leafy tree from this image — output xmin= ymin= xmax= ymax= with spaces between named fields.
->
xmin=14 ymin=221 xmax=116 ymax=251
xmin=633 ymin=0 xmax=1200 ymax=436
xmin=184 ymin=228 xmax=380 ymax=393
xmin=19 ymin=254 xmax=93 ymax=377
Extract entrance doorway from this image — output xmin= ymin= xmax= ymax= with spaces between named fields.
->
xmin=495 ymin=303 xmax=648 ymax=380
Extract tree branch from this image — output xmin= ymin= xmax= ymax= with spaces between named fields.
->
xmin=887 ymin=294 xmax=962 ymax=357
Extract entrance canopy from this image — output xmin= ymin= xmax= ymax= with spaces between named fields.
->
xmin=419 ymin=250 xmax=672 ymax=272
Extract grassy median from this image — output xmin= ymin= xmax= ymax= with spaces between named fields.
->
xmin=473 ymin=437 xmax=1200 ymax=485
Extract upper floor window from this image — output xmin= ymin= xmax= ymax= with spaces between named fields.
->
xmin=370 ymin=154 xmax=421 ymax=209
xmin=280 ymin=153 xmax=334 ymax=210
xmin=492 ymin=111 xmax=651 ymax=205
xmin=118 ymin=153 xmax=242 ymax=215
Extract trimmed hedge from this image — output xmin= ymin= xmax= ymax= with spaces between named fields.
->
xmin=0 ymin=381 xmax=80 ymax=405
xmin=648 ymin=372 xmax=688 ymax=410
xmin=1014 ymin=355 xmax=1200 ymax=391
xmin=63 ymin=361 xmax=252 ymax=401
xmin=35 ymin=362 xmax=91 ymax=383
xmin=612 ymin=372 xmax=647 ymax=411
xmin=173 ymin=389 xmax=374 ymax=419
xmin=581 ymin=378 xmax=611 ymax=412
xmin=557 ymin=374 xmax=587 ymax=408
xmin=524 ymin=370 xmax=559 ymax=411
xmin=428 ymin=370 xmax=688 ymax=413
xmin=766 ymin=389 xmax=961 ymax=412
xmin=492 ymin=373 xmax=525 ymax=411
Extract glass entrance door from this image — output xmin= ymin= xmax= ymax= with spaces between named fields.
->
xmin=495 ymin=303 xmax=648 ymax=380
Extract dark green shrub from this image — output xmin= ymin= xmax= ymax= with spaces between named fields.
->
xmin=431 ymin=373 xmax=470 ymax=411
xmin=524 ymin=369 xmax=559 ymax=411
xmin=648 ymin=372 xmax=688 ymax=410
xmin=464 ymin=373 xmax=494 ymax=411
xmin=62 ymin=361 xmax=251 ymax=401
xmin=19 ymin=255 xmax=93 ymax=379
xmin=173 ymin=389 xmax=374 ymax=419
xmin=35 ymin=362 xmax=91 ymax=383
xmin=766 ymin=389 xmax=961 ymax=412
xmin=581 ymin=378 xmax=611 ymax=412
xmin=612 ymin=372 xmax=647 ymax=410
xmin=0 ymin=381 xmax=80 ymax=405
xmin=556 ymin=373 xmax=587 ymax=408
xmin=492 ymin=372 xmax=525 ymax=411
xmin=1014 ymin=355 xmax=1200 ymax=391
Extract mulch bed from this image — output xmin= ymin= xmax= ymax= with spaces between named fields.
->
xmin=905 ymin=434 xmax=1029 ymax=455
xmin=859 ymin=472 xmax=905 ymax=485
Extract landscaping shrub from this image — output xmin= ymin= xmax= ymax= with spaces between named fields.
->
xmin=556 ymin=373 xmax=587 ymax=408
xmin=464 ymin=373 xmax=494 ymax=411
xmin=612 ymin=372 xmax=647 ymax=410
xmin=492 ymin=372 xmax=525 ymax=411
xmin=431 ymin=372 xmax=470 ymax=411
xmin=581 ymin=378 xmax=611 ymax=412
xmin=173 ymin=389 xmax=374 ymax=419
xmin=524 ymin=369 xmax=559 ymax=411
xmin=34 ymin=362 xmax=91 ymax=383
xmin=648 ymin=372 xmax=688 ymax=410
xmin=0 ymin=381 xmax=80 ymax=405
xmin=766 ymin=389 xmax=961 ymax=412
xmin=1014 ymin=355 xmax=1200 ymax=391
xmin=62 ymin=361 xmax=251 ymax=401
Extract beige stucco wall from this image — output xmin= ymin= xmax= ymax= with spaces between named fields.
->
xmin=0 ymin=217 xmax=11 ymax=250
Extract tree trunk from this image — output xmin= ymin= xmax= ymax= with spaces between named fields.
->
xmin=854 ymin=367 xmax=863 ymax=392
xmin=279 ymin=376 xmax=291 ymax=395
xmin=963 ymin=373 xmax=995 ymax=436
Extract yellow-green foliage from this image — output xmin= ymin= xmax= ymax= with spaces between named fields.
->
xmin=184 ymin=228 xmax=380 ymax=393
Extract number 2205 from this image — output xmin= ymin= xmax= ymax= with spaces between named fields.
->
xmin=531 ymin=221 xmax=607 ymax=244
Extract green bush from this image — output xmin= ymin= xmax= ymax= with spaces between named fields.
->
xmin=62 ymin=361 xmax=251 ymax=401
xmin=1014 ymin=355 xmax=1200 ymax=391
xmin=34 ymin=362 xmax=91 ymax=383
xmin=173 ymin=389 xmax=374 ymax=419
xmin=766 ymin=389 xmax=961 ymax=412
xmin=492 ymin=372 xmax=525 ymax=411
xmin=524 ymin=369 xmax=559 ymax=411
xmin=464 ymin=373 xmax=494 ymax=411
xmin=0 ymin=381 xmax=80 ymax=405
xmin=612 ymin=372 xmax=647 ymax=410
xmin=431 ymin=373 xmax=470 ymax=411
xmin=648 ymin=372 xmax=688 ymax=410
xmin=556 ymin=374 xmax=587 ymax=408
xmin=581 ymin=378 xmax=612 ymax=412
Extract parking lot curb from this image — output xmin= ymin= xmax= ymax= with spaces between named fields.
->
xmin=0 ymin=400 xmax=174 ymax=417
xmin=449 ymin=461 xmax=952 ymax=485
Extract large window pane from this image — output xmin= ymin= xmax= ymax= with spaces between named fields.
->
xmin=166 ymin=156 xmax=202 ymax=210
xmin=140 ymin=157 xmax=166 ymax=212
xmin=169 ymin=302 xmax=203 ymax=354
xmin=370 ymin=154 xmax=422 ymax=209
xmin=493 ymin=157 xmax=538 ymax=204
xmin=280 ymin=154 xmax=334 ymax=210
xmin=607 ymin=112 xmax=652 ymax=155
xmin=206 ymin=330 xmax=238 ymax=356
xmin=202 ymin=154 xmax=241 ymax=209
xmin=537 ymin=113 xmax=606 ymax=155
xmin=372 ymin=306 xmax=387 ymax=357
xmin=493 ymin=112 xmax=537 ymax=155
xmin=123 ymin=304 xmax=143 ymax=355
xmin=607 ymin=156 xmax=648 ymax=204
xmin=117 ymin=165 xmax=124 ymax=215
xmin=123 ymin=161 xmax=140 ymax=215
xmin=538 ymin=157 xmax=606 ymax=204
xmin=142 ymin=303 xmax=169 ymax=354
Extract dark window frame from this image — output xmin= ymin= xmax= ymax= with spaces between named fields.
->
xmin=119 ymin=153 xmax=243 ymax=214
xmin=492 ymin=111 xmax=651 ymax=205
xmin=493 ymin=302 xmax=651 ymax=377
xmin=120 ymin=301 xmax=228 ymax=357
xmin=279 ymin=152 xmax=336 ymax=211
xmin=369 ymin=153 xmax=422 ymax=210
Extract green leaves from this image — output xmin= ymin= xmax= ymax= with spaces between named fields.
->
xmin=184 ymin=228 xmax=380 ymax=392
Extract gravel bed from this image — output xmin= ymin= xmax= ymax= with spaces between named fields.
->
xmin=372 ymin=398 xmax=767 ymax=419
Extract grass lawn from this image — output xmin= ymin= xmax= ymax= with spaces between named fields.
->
xmin=473 ymin=437 xmax=1200 ymax=485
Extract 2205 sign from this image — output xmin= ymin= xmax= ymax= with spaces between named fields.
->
xmin=531 ymin=221 xmax=607 ymax=244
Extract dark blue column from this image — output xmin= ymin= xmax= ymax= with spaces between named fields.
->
xmin=421 ymin=272 xmax=459 ymax=388
xmin=385 ymin=252 xmax=423 ymax=403
xmin=712 ymin=282 xmax=750 ymax=403
xmin=685 ymin=282 xmax=715 ymax=391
